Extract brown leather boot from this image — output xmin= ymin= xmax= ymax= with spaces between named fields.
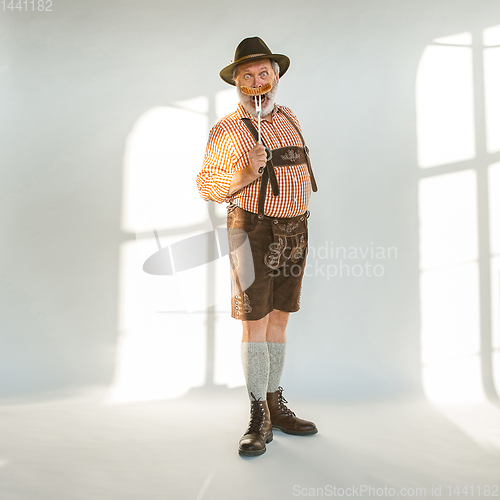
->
xmin=267 ymin=386 xmax=318 ymax=436
xmin=238 ymin=397 xmax=273 ymax=457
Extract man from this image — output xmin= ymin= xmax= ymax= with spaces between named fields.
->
xmin=196 ymin=37 xmax=318 ymax=457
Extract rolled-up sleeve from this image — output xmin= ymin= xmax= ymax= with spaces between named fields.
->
xmin=196 ymin=124 xmax=236 ymax=204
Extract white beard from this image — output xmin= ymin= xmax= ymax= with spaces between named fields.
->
xmin=236 ymin=79 xmax=279 ymax=118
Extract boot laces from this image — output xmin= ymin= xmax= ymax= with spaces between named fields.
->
xmin=246 ymin=393 xmax=266 ymax=433
xmin=277 ymin=386 xmax=296 ymax=417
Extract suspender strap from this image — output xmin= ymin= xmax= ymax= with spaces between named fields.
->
xmin=278 ymin=110 xmax=318 ymax=192
xmin=257 ymin=167 xmax=269 ymax=215
xmin=240 ymin=118 xmax=279 ymax=200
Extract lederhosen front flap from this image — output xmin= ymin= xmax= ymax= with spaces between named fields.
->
xmin=271 ymin=146 xmax=307 ymax=166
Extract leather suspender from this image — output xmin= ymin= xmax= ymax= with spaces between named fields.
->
xmin=278 ymin=110 xmax=318 ymax=193
xmin=240 ymin=111 xmax=318 ymax=215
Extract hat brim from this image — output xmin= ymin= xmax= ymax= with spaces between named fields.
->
xmin=219 ymin=54 xmax=290 ymax=86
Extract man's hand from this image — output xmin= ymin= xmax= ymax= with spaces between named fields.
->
xmin=248 ymin=143 xmax=267 ymax=177
xmin=228 ymin=143 xmax=267 ymax=195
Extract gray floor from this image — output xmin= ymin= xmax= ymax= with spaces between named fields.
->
xmin=1 ymin=387 xmax=500 ymax=500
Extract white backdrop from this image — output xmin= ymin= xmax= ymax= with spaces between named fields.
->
xmin=1 ymin=0 xmax=500 ymax=404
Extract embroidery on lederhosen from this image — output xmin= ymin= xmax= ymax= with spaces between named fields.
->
xmin=291 ymin=233 xmax=307 ymax=262
xmin=265 ymin=219 xmax=307 ymax=269
xmin=280 ymin=149 xmax=301 ymax=162
xmin=233 ymin=291 xmax=252 ymax=315
xmin=265 ymin=235 xmax=286 ymax=269
xmin=243 ymin=292 xmax=252 ymax=313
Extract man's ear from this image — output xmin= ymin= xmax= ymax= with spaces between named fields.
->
xmin=233 ymin=66 xmax=240 ymax=85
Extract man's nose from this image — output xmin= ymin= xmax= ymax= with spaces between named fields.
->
xmin=254 ymin=76 xmax=265 ymax=88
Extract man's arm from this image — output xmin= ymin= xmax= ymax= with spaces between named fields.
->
xmin=197 ymin=124 xmax=267 ymax=202
xmin=228 ymin=143 xmax=267 ymax=196
xmin=197 ymin=125 xmax=236 ymax=203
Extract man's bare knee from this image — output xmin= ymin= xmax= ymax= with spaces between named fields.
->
xmin=268 ymin=309 xmax=289 ymax=326
xmin=266 ymin=309 xmax=289 ymax=343
xmin=242 ymin=314 xmax=269 ymax=342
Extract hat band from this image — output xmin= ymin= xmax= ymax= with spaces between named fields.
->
xmin=234 ymin=53 xmax=268 ymax=63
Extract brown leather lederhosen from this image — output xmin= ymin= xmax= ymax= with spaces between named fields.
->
xmin=240 ymin=109 xmax=318 ymax=216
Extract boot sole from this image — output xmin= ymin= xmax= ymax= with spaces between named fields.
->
xmin=238 ymin=432 xmax=273 ymax=456
xmin=273 ymin=426 xmax=318 ymax=436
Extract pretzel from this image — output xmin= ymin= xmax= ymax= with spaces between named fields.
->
xmin=240 ymin=83 xmax=273 ymax=96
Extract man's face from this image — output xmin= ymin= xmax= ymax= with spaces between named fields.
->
xmin=234 ymin=58 xmax=279 ymax=118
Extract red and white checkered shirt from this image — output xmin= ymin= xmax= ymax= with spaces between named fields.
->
xmin=196 ymin=103 xmax=311 ymax=218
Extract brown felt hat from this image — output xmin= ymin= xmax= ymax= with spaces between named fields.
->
xmin=219 ymin=37 xmax=290 ymax=86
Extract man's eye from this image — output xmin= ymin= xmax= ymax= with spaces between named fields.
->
xmin=262 ymin=72 xmax=268 ymax=77
xmin=244 ymin=74 xmax=251 ymax=79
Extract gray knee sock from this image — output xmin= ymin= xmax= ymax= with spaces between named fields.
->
xmin=267 ymin=342 xmax=286 ymax=393
xmin=241 ymin=342 xmax=270 ymax=401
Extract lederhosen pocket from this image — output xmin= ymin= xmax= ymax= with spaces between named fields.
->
xmin=264 ymin=216 xmax=308 ymax=270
